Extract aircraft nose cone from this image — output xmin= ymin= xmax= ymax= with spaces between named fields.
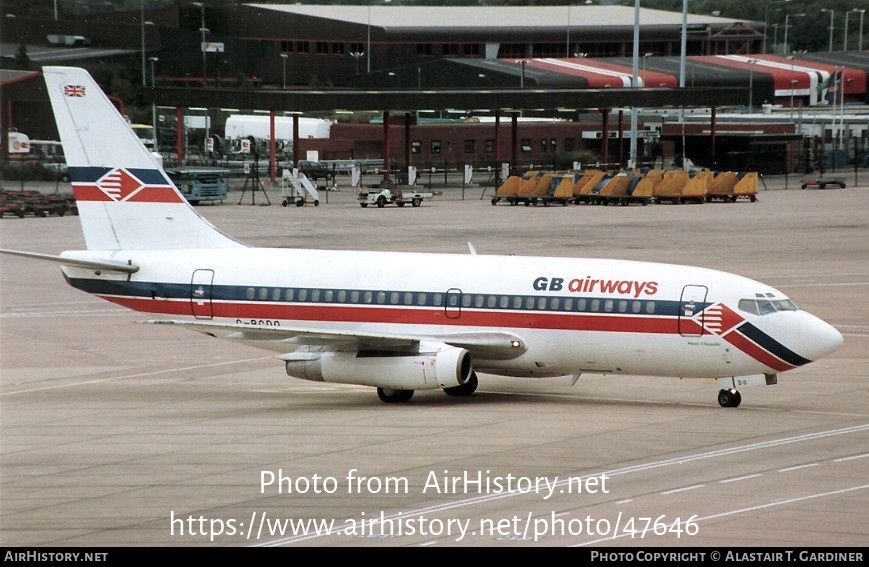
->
xmin=800 ymin=315 xmax=844 ymax=361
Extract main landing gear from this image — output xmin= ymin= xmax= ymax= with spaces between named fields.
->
xmin=443 ymin=372 xmax=479 ymax=397
xmin=377 ymin=388 xmax=414 ymax=403
xmin=376 ymin=372 xmax=480 ymax=403
xmin=717 ymin=388 xmax=742 ymax=408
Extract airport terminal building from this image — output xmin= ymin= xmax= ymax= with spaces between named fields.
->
xmin=2 ymin=3 xmax=867 ymax=174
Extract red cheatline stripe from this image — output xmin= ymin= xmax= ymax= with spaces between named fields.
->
xmin=99 ymin=295 xmax=682 ymax=334
xmin=722 ymin=330 xmax=796 ymax=372
xmin=72 ymin=184 xmax=184 ymax=203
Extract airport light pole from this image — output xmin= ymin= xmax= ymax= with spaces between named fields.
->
xmin=820 ymin=9 xmax=834 ymax=52
xmin=856 ymin=9 xmax=866 ymax=51
xmin=747 ymin=59 xmax=757 ymax=113
xmin=193 ymin=2 xmax=207 ymax=83
xmin=366 ymin=2 xmax=371 ymax=74
xmin=783 ymin=13 xmax=805 ymax=54
xmin=628 ymin=0 xmax=640 ymax=170
xmin=149 ymin=57 xmax=159 ymax=153
xmin=788 ymin=55 xmax=796 ymax=120
xmin=844 ymin=10 xmax=851 ymax=51
xmin=140 ymin=0 xmax=146 ymax=86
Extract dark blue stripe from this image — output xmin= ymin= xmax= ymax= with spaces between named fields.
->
xmin=69 ymin=166 xmax=110 ymax=183
xmin=68 ymin=166 xmax=169 ymax=185
xmin=67 ymin=278 xmax=690 ymax=316
xmin=128 ymin=168 xmax=171 ymax=185
xmin=737 ymin=321 xmax=812 ymax=366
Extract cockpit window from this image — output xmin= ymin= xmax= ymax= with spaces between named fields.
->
xmin=738 ymin=296 xmax=798 ymax=315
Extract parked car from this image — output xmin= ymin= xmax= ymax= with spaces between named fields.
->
xmin=296 ymin=160 xmax=334 ymax=181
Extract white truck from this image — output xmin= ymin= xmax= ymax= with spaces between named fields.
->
xmin=357 ymin=187 xmax=433 ymax=208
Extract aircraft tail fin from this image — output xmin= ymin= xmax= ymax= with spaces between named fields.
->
xmin=42 ymin=66 xmax=244 ymax=251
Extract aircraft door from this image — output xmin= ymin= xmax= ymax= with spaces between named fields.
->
xmin=190 ymin=269 xmax=215 ymax=319
xmin=678 ymin=285 xmax=707 ymax=337
xmin=445 ymin=288 xmax=462 ymax=319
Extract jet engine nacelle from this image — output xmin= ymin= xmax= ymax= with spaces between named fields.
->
xmin=284 ymin=346 xmax=473 ymax=391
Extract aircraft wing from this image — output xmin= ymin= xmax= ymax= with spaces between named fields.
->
xmin=148 ymin=319 xmax=526 ymax=359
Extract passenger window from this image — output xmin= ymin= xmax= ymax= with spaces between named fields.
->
xmin=433 ymin=293 xmax=443 ymax=306
xmin=246 ymin=288 xmax=255 ymax=300
xmin=311 ymin=289 xmax=320 ymax=302
xmin=550 ymin=297 xmax=559 ymax=310
xmin=525 ymin=297 xmax=535 ymax=310
xmin=364 ymin=291 xmax=373 ymax=303
xmin=632 ymin=301 xmax=641 ymax=313
xmin=418 ymin=292 xmax=427 ymax=305
xmin=487 ymin=296 xmax=496 ymax=308
xmin=513 ymin=296 xmax=522 ymax=309
xmin=618 ymin=300 xmax=627 ymax=313
xmin=337 ymin=290 xmax=346 ymax=302
xmin=271 ymin=288 xmax=281 ymax=301
xmin=604 ymin=299 xmax=613 ymax=312
xmin=563 ymin=298 xmax=573 ymax=310
xmin=350 ymin=290 xmax=360 ymax=303
xmin=376 ymin=291 xmax=386 ymax=304
xmin=645 ymin=301 xmax=655 ymax=314
xmin=590 ymin=299 xmax=600 ymax=312
xmin=298 ymin=289 xmax=308 ymax=301
xmin=500 ymin=296 xmax=509 ymax=308
xmin=258 ymin=288 xmax=268 ymax=300
xmin=537 ymin=297 xmax=546 ymax=310
xmin=577 ymin=298 xmax=587 ymax=311
xmin=474 ymin=295 xmax=484 ymax=308
xmin=390 ymin=291 xmax=399 ymax=304
xmin=325 ymin=290 xmax=334 ymax=302
xmin=404 ymin=292 xmax=413 ymax=305
xmin=285 ymin=288 xmax=294 ymax=301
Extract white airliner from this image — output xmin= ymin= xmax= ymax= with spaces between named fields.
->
xmin=1 ymin=67 xmax=844 ymax=407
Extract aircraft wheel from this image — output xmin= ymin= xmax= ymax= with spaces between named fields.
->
xmin=443 ymin=372 xmax=478 ymax=397
xmin=717 ymin=389 xmax=741 ymax=408
xmin=377 ymin=388 xmax=414 ymax=403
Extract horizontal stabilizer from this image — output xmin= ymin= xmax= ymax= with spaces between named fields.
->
xmin=0 ymin=248 xmax=139 ymax=274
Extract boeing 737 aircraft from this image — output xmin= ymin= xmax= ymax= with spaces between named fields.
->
xmin=1 ymin=67 xmax=844 ymax=406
